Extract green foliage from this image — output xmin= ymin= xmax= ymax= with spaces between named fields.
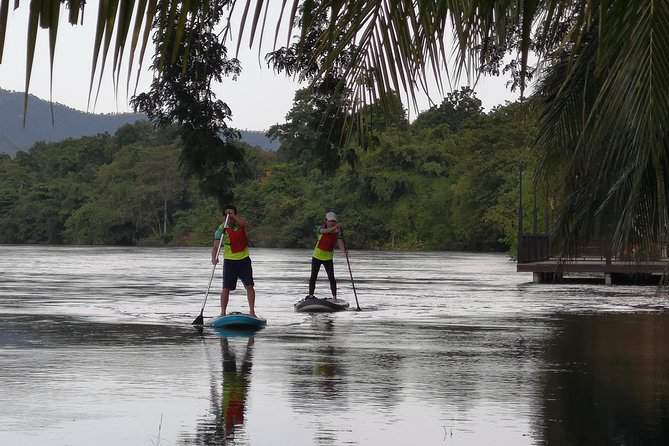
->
xmin=266 ymin=82 xmax=351 ymax=175
xmin=412 ymin=87 xmax=483 ymax=132
xmin=170 ymin=197 xmax=221 ymax=246
xmin=130 ymin=1 xmax=245 ymax=207
xmin=68 ymin=142 xmax=188 ymax=244
xmin=4 ymin=0 xmax=666 ymax=260
xmin=234 ymin=96 xmax=540 ymax=252
xmin=234 ymin=164 xmax=323 ymax=247
xmin=533 ymin=6 xmax=669 ymax=258
xmin=266 ymin=2 xmax=364 ymax=174
xmin=0 ymin=96 xmax=540 ymax=253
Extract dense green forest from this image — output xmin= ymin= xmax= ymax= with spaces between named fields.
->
xmin=0 ymin=89 xmax=542 ymax=252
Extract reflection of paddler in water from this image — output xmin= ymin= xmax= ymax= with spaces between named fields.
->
xmin=308 ymin=316 xmax=341 ymax=393
xmin=220 ymin=336 xmax=254 ymax=438
xmin=311 ymin=314 xmax=341 ymax=396
xmin=314 ymin=345 xmax=340 ymax=394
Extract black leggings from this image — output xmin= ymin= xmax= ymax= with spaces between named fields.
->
xmin=309 ymin=257 xmax=336 ymax=297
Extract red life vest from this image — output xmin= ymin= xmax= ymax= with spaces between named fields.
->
xmin=317 ymin=232 xmax=337 ymax=252
xmin=226 ymin=226 xmax=249 ymax=253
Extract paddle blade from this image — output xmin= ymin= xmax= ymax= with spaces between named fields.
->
xmin=192 ymin=312 xmax=204 ymax=326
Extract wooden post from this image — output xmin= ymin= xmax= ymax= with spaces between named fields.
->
xmin=533 ymin=187 xmax=537 ymax=234
xmin=518 ymin=162 xmax=524 ymax=261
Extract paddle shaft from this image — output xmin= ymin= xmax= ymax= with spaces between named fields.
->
xmin=340 ymin=228 xmax=361 ymax=310
xmin=344 ymin=252 xmax=361 ymax=310
xmin=194 ymin=214 xmax=229 ymax=323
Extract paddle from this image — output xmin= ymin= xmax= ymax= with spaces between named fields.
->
xmin=340 ymin=228 xmax=361 ymax=311
xmin=192 ymin=213 xmax=229 ymax=325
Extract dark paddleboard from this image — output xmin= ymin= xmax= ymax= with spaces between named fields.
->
xmin=294 ymin=297 xmax=350 ymax=313
xmin=209 ymin=312 xmax=267 ymax=329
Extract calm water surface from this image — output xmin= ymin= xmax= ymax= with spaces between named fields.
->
xmin=1 ymin=246 xmax=668 ymax=445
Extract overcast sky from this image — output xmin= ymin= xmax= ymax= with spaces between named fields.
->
xmin=0 ymin=3 xmax=521 ymax=132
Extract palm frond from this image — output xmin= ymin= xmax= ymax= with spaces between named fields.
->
xmin=236 ymin=0 xmax=544 ymax=112
xmin=536 ymin=0 xmax=669 ymax=257
xmin=47 ymin=0 xmax=60 ymax=125
xmin=0 ymin=0 xmax=10 ymax=63
xmin=3 ymin=0 xmax=543 ymax=118
xmin=125 ymin=0 xmax=149 ymax=97
xmin=24 ymin=0 xmax=40 ymax=125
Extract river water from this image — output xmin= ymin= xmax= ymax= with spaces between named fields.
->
xmin=1 ymin=245 xmax=668 ymax=445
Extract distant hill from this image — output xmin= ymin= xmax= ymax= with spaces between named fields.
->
xmin=239 ymin=129 xmax=279 ymax=151
xmin=0 ymin=88 xmax=145 ymax=155
xmin=0 ymin=88 xmax=278 ymax=155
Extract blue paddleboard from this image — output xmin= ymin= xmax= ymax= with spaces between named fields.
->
xmin=209 ymin=312 xmax=267 ymax=329
xmin=294 ymin=297 xmax=349 ymax=313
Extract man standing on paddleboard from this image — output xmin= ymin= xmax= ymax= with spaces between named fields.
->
xmin=212 ymin=205 xmax=256 ymax=317
xmin=306 ymin=211 xmax=347 ymax=301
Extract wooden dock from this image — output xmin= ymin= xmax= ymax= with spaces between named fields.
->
xmin=517 ymin=259 xmax=667 ymax=285
xmin=516 ymin=234 xmax=668 ymax=284
xmin=514 ymin=173 xmax=668 ymax=285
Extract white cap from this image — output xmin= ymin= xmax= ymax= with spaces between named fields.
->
xmin=325 ymin=211 xmax=337 ymax=221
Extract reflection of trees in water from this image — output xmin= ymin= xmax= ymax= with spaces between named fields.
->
xmin=539 ymin=313 xmax=669 ymax=444
xmin=419 ymin=326 xmax=541 ymax=411
xmin=343 ymin=348 xmax=405 ymax=411
xmin=340 ymin=324 xmax=540 ymax=414
xmin=179 ymin=336 xmax=255 ymax=445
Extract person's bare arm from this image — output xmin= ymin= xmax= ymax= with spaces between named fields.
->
xmin=227 ymin=212 xmax=247 ymax=228
xmin=338 ymin=237 xmax=347 ymax=255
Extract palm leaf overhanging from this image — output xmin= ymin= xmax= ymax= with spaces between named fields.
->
xmin=535 ymin=1 xmax=669 ymax=258
xmin=1 ymin=0 xmax=668 ymax=256
xmin=0 ymin=1 xmax=544 ymax=117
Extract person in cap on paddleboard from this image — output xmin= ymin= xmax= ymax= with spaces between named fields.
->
xmin=306 ymin=211 xmax=347 ymax=301
xmin=212 ymin=205 xmax=256 ymax=317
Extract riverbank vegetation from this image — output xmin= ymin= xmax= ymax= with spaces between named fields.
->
xmin=0 ymin=89 xmax=540 ymax=252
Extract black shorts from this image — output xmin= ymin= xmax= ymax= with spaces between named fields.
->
xmin=223 ymin=257 xmax=254 ymax=290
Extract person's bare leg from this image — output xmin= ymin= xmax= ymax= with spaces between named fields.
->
xmin=245 ymin=285 xmax=256 ymax=316
xmin=220 ymin=289 xmax=230 ymax=316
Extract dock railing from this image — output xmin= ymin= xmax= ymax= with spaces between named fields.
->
xmin=518 ymin=233 xmax=669 ymax=265
xmin=517 ymin=234 xmax=550 ymax=263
